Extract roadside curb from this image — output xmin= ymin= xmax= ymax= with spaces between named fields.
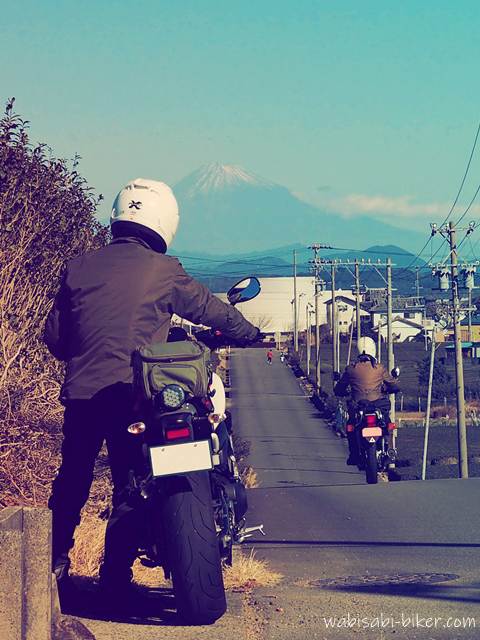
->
xmin=0 ymin=506 xmax=95 ymax=640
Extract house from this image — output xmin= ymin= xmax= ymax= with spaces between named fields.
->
xmin=444 ymin=342 xmax=480 ymax=360
xmin=373 ymin=316 xmax=424 ymax=343
xmin=370 ymin=306 xmax=425 ymax=329
xmin=460 ymin=314 xmax=480 ymax=342
xmin=324 ymin=295 xmax=370 ymax=334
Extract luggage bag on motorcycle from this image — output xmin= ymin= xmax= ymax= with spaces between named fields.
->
xmin=132 ymin=340 xmax=211 ymax=401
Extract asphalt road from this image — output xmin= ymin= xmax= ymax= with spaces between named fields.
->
xmin=232 ymin=348 xmax=480 ymax=640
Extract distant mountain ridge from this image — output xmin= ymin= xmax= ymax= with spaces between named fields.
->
xmin=172 ymin=243 xmax=425 ymax=272
xmin=171 ymin=243 xmax=428 ymax=293
xmin=172 ymin=163 xmax=425 ymax=255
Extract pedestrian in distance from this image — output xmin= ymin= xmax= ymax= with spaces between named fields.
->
xmin=266 ymin=349 xmax=273 ymax=365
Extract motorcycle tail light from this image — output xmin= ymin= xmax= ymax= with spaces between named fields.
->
xmin=366 ymin=414 xmax=377 ymax=426
xmin=346 ymin=424 xmax=355 ymax=432
xmin=388 ymin=422 xmax=397 ymax=431
xmin=165 ymin=427 xmax=191 ymax=441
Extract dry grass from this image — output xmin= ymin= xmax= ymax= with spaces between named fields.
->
xmin=70 ymin=515 xmax=282 ymax=592
xmin=69 ymin=515 xmax=106 ymax=578
xmin=0 ymin=411 xmax=62 ymax=509
xmin=241 ymin=465 xmax=259 ymax=489
xmin=224 ymin=549 xmax=282 ymax=591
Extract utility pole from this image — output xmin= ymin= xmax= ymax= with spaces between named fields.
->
xmin=448 ymin=221 xmax=468 ymax=478
xmin=315 ymin=276 xmax=321 ymax=392
xmin=331 ymin=262 xmax=338 ymax=377
xmin=431 ymin=220 xmax=475 ymax=479
xmin=293 ymin=250 xmax=298 ymax=353
xmin=309 ymin=244 xmax=325 ymax=394
xmin=377 ymin=320 xmax=382 ymax=363
xmin=306 ymin=304 xmax=312 ymax=377
xmin=468 ymin=287 xmax=473 ymax=342
xmin=421 ymin=327 xmax=436 ymax=480
xmin=386 ymin=257 xmax=395 ymax=424
xmin=354 ymin=259 xmax=362 ymax=343
xmin=415 ymin=266 xmax=421 ymax=298
xmin=346 ymin=318 xmax=354 ymax=365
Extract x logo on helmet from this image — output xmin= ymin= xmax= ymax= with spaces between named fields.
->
xmin=129 ymin=200 xmax=142 ymax=210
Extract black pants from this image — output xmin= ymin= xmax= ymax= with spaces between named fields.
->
xmin=49 ymin=383 xmax=143 ymax=581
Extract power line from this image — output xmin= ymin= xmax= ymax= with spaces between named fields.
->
xmin=394 ymin=120 xmax=480 ymax=277
xmin=444 ymin=120 xmax=480 ymax=226
xmin=175 ymin=245 xmax=431 ymax=273
xmin=455 ymin=181 xmax=480 ymax=227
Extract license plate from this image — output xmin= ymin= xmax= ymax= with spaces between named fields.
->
xmin=149 ymin=440 xmax=213 ymax=477
xmin=362 ymin=427 xmax=382 ymax=438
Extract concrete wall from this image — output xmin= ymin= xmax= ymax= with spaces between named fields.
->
xmin=0 ymin=507 xmax=53 ymax=640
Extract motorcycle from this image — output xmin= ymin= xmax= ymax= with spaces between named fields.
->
xmin=125 ymin=277 xmax=264 ymax=624
xmin=346 ymin=368 xmax=400 ymax=485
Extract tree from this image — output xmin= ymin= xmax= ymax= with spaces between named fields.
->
xmin=0 ymin=98 xmax=109 ymax=417
xmin=248 ymin=315 xmax=273 ymax=332
xmin=417 ymin=353 xmax=452 ymax=401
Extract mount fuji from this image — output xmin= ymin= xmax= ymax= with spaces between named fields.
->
xmin=172 ymin=163 xmax=422 ymax=254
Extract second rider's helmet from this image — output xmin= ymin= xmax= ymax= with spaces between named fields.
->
xmin=357 ymin=336 xmax=377 ymax=361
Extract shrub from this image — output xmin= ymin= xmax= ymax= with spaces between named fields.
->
xmin=0 ymin=98 xmax=108 ymax=506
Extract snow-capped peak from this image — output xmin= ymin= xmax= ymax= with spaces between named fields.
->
xmin=175 ymin=162 xmax=275 ymax=198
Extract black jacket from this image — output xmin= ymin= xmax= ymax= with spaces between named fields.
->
xmin=44 ymin=237 xmax=257 ymax=401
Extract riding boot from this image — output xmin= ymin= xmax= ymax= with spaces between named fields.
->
xmin=99 ymin=498 xmax=140 ymax=594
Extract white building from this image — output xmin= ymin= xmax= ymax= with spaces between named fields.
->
xmin=324 ymin=295 xmax=370 ymax=334
xmin=217 ymin=277 xmax=356 ymax=334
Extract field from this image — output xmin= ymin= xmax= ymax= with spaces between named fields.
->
xmin=296 ymin=338 xmax=480 ymax=410
xmin=292 ymin=338 xmax=480 ymax=481
xmin=393 ymin=424 xmax=480 ymax=481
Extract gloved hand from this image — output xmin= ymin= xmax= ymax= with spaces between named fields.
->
xmin=235 ymin=328 xmax=264 ymax=347
xmin=195 ymin=327 xmax=264 ymax=349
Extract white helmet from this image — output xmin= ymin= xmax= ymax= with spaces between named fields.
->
xmin=111 ymin=178 xmax=179 ymax=248
xmin=357 ymin=336 xmax=376 ymax=360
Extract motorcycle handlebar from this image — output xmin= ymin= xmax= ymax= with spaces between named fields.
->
xmin=194 ymin=328 xmax=265 ymax=349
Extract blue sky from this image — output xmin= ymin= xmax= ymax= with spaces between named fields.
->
xmin=2 ymin=1 xmax=480 ymax=231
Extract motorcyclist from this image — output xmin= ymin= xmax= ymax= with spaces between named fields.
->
xmin=334 ymin=336 xmax=399 ymax=465
xmin=44 ymin=178 xmax=260 ymax=600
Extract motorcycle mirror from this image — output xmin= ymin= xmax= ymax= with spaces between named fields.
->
xmin=227 ymin=277 xmax=261 ymax=305
xmin=391 ymin=366 xmax=400 ymax=378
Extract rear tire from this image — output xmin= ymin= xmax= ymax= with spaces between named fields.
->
xmin=161 ymin=471 xmax=227 ymax=625
xmin=365 ymin=444 xmax=378 ymax=484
